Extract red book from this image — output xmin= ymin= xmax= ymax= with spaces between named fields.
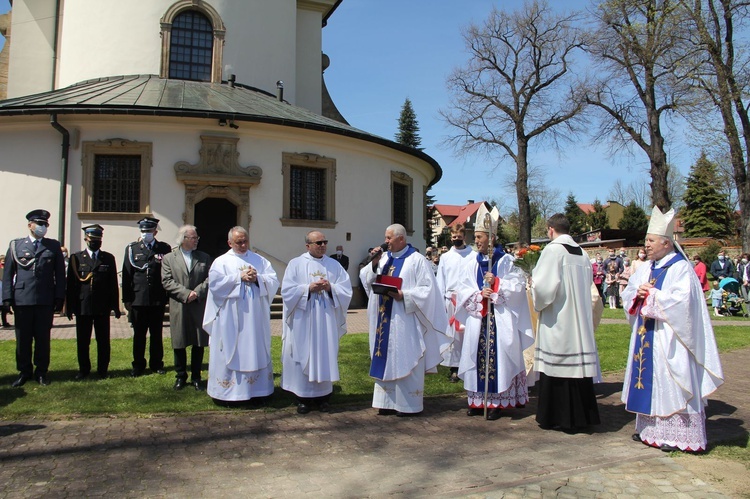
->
xmin=372 ymin=275 xmax=403 ymax=295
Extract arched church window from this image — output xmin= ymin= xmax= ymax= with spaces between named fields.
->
xmin=160 ymin=1 xmax=226 ymax=83
xmin=169 ymin=11 xmax=213 ymax=81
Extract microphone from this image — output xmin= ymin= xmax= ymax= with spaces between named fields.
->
xmin=364 ymin=243 xmax=389 ymax=265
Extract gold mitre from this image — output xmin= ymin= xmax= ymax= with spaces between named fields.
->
xmin=646 ymin=205 xmax=676 ymax=238
xmin=474 ymin=204 xmax=500 ymax=235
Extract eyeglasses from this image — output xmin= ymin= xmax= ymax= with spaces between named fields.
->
xmin=184 ymin=236 xmax=200 ymax=241
xmin=34 ymin=222 xmax=49 ymax=227
xmin=308 ymin=240 xmax=328 ymax=246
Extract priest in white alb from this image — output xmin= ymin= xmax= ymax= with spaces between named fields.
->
xmin=360 ymin=224 xmax=450 ymax=416
xmin=531 ymin=213 xmax=602 ymax=432
xmin=621 ymin=206 xmax=723 ymax=453
xmin=203 ymin=226 xmax=279 ymax=405
xmin=281 ymin=230 xmax=352 ymax=414
xmin=436 ymin=223 xmax=475 ymax=382
xmin=455 ymin=206 xmax=534 ymax=420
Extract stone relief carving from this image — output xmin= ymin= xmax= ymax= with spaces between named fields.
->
xmin=174 ymin=135 xmax=262 ymax=181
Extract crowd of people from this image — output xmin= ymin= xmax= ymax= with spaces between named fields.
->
xmin=1 ymin=206 xmax=728 ymax=454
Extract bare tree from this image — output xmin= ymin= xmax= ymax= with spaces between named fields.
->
xmin=586 ymin=0 xmax=697 ymax=211
xmin=679 ymin=0 xmax=750 ymax=250
xmin=442 ymin=0 xmax=587 ymax=245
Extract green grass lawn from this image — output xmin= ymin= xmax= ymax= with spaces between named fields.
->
xmin=1 ymin=323 xmax=747 ymax=418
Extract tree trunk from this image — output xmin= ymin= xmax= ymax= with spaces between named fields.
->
xmin=516 ymin=139 xmax=531 ymax=245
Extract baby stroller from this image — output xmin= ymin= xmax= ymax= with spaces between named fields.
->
xmin=718 ymin=278 xmax=748 ymax=317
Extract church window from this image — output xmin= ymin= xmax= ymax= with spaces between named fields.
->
xmin=79 ymin=140 xmax=152 ymax=221
xmin=391 ymin=171 xmax=414 ymax=235
xmin=93 ymin=155 xmax=142 ymax=212
xmin=290 ymin=166 xmax=326 ymax=220
xmin=281 ymin=153 xmax=337 ymax=228
xmin=169 ymin=11 xmax=213 ymax=81
xmin=160 ymin=1 xmax=226 ymax=83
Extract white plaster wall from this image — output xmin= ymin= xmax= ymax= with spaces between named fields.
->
xmin=54 ymin=0 xmax=310 ymax=107
xmin=295 ymin=7 xmax=322 ymax=113
xmin=0 ymin=115 xmax=434 ymax=285
xmin=6 ymin=0 xmax=57 ymax=98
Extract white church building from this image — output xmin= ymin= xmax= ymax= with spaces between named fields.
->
xmin=0 ymin=0 xmax=441 ymax=302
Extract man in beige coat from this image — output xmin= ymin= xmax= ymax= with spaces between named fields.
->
xmin=161 ymin=225 xmax=212 ymax=390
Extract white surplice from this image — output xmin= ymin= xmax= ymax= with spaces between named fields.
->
xmin=360 ymin=245 xmax=450 ymax=413
xmin=281 ymin=252 xmax=352 ymax=398
xmin=530 ymin=234 xmax=602 ymax=383
xmin=621 ymin=252 xmax=724 ymax=451
xmin=203 ymin=249 xmax=279 ymax=401
xmin=455 ymin=253 xmax=534 ymax=407
xmin=436 ymin=245 xmax=475 ymax=367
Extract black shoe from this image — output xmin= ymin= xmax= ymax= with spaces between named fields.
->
xmin=377 ymin=409 xmax=397 ymax=416
xmin=449 ymin=372 xmax=460 ymax=383
xmin=396 ymin=411 xmax=422 ymax=417
xmin=318 ymin=402 xmax=331 ymax=412
xmin=37 ymin=375 xmax=49 ymax=386
xmin=467 ymin=407 xmax=484 ymax=417
xmin=2 ymin=322 xmax=11 ymax=327
xmin=191 ymin=380 xmax=204 ymax=391
xmin=98 ymin=372 xmax=109 ymax=380
xmin=660 ymin=444 xmax=681 ymax=452
xmin=155 ymin=369 xmax=167 ymax=375
xmin=130 ymin=370 xmax=143 ymax=378
xmin=174 ymin=378 xmax=188 ymax=390
xmin=297 ymin=403 xmax=311 ymax=414
xmin=632 ymin=433 xmax=642 ymax=442
xmin=487 ymin=408 xmax=503 ymax=421
xmin=11 ymin=375 xmax=30 ymax=388
xmin=74 ymin=372 xmax=89 ymax=381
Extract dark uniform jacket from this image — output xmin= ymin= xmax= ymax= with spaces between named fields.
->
xmin=66 ymin=249 xmax=120 ymax=317
xmin=331 ymin=253 xmax=349 ymax=271
xmin=121 ymin=239 xmax=172 ymax=307
xmin=2 ymin=237 xmax=65 ymax=307
xmin=161 ymin=248 xmax=211 ymax=349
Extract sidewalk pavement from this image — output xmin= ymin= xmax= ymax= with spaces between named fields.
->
xmin=0 ymin=314 xmax=748 ymax=497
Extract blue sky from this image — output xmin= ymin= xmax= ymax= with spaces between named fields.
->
xmin=0 ymin=0 xmax=699 ymax=213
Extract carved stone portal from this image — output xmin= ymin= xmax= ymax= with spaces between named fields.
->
xmin=174 ymin=135 xmax=262 ymax=228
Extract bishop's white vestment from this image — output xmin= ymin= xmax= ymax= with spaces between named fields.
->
xmin=360 ymin=244 xmax=450 ymax=414
xmin=436 ymin=245 xmax=475 ymax=368
xmin=455 ymin=251 xmax=534 ymax=409
xmin=203 ymin=249 xmax=279 ymax=402
xmin=621 ymin=251 xmax=723 ymax=452
xmin=281 ymin=252 xmax=352 ymax=398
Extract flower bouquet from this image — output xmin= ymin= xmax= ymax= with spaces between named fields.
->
xmin=514 ymin=244 xmax=542 ymax=276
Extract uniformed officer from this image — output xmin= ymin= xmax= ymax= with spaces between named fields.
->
xmin=121 ymin=217 xmax=172 ymax=377
xmin=2 ymin=209 xmax=66 ymax=387
xmin=66 ymin=225 xmax=121 ymax=380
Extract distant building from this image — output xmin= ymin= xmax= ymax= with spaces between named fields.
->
xmin=430 ymin=200 xmax=494 ymax=246
xmin=577 ymin=200 xmax=626 ymax=230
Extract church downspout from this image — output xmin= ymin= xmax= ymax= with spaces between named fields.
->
xmin=50 ymin=114 xmax=69 ymax=245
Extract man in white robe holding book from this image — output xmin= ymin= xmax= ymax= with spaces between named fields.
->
xmin=360 ymin=224 xmax=449 ymax=416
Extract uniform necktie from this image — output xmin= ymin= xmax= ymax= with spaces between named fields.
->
xmin=33 ymin=240 xmax=39 ymax=252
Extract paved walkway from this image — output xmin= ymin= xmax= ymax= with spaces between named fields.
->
xmin=0 ymin=312 xmax=748 ymax=497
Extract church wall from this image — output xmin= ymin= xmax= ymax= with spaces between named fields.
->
xmin=6 ymin=0 xmax=57 ymax=98
xmin=0 ymin=115 xmax=434 ymax=287
xmin=52 ymin=1 xmax=310 ymax=108
xmin=56 ymin=1 xmax=164 ymax=89
xmin=294 ymin=7 xmax=322 ymax=114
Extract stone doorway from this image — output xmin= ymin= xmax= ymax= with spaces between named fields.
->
xmin=194 ymin=198 xmax=237 ymax=259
